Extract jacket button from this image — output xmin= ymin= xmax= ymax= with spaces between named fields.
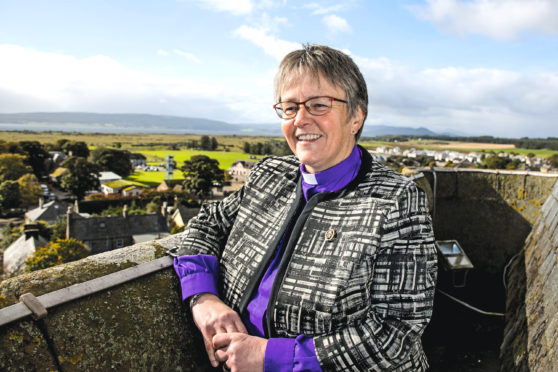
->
xmin=325 ymin=229 xmax=336 ymax=241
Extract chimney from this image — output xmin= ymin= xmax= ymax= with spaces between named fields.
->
xmin=24 ymin=224 xmax=40 ymax=240
xmin=161 ymin=201 xmax=168 ymax=217
xmin=122 ymin=204 xmax=128 ymax=218
xmin=39 ymin=197 xmax=44 ymax=209
xmin=66 ymin=206 xmax=72 ymax=239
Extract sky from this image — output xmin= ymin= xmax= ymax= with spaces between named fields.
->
xmin=1 ymin=0 xmax=557 ymax=138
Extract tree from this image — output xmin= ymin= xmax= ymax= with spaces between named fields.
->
xmin=0 ymin=181 xmax=21 ymax=212
xmin=50 ymin=218 xmax=67 ymax=241
xmin=181 ymin=155 xmax=224 ymax=198
xmin=25 ymin=238 xmax=89 ymax=272
xmin=200 ymin=135 xmax=211 ymax=150
xmin=62 ymin=141 xmax=90 ymax=158
xmin=549 ymin=154 xmax=558 ymax=168
xmin=243 ymin=142 xmax=251 ymax=154
xmin=60 ymin=157 xmax=100 ymax=200
xmin=0 ymin=153 xmax=33 ymax=182
xmin=90 ymin=147 xmax=133 ymax=177
xmin=17 ymin=173 xmax=43 ymax=208
xmin=210 ymin=137 xmax=219 ymax=151
xmin=19 ymin=141 xmax=50 ymax=178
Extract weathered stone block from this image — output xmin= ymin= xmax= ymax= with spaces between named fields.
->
xmin=0 ymin=235 xmax=213 ymax=371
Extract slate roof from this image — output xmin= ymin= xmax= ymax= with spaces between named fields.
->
xmin=25 ymin=201 xmax=68 ymax=224
xmin=3 ymin=234 xmax=48 ymax=276
xmin=69 ymin=213 xmax=169 ymax=242
xmin=99 ymin=171 xmax=123 ymax=182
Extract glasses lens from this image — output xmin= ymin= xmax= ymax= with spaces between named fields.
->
xmin=306 ymin=97 xmax=332 ymax=116
xmin=277 ymin=102 xmax=298 ymax=118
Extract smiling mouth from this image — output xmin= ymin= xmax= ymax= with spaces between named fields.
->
xmin=296 ymin=134 xmax=322 ymax=141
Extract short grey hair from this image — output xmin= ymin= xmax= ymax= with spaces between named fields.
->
xmin=274 ymin=44 xmax=368 ymax=141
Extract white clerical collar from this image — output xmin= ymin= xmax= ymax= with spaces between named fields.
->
xmin=301 ymin=171 xmax=318 ymax=185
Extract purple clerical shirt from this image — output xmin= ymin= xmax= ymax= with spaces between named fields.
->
xmin=173 ymin=146 xmax=362 ymax=371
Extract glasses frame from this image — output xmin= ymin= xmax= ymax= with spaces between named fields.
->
xmin=273 ymin=96 xmax=348 ymax=119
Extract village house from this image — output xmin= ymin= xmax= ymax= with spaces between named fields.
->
xmin=100 ymin=179 xmax=144 ymax=196
xmin=24 ymin=199 xmax=68 ymax=225
xmin=170 ymin=205 xmax=201 ymax=229
xmin=228 ymin=160 xmax=256 ymax=183
xmin=99 ymin=171 xmax=122 ymax=183
xmin=129 ymin=153 xmax=147 ymax=167
xmin=66 ymin=206 xmax=170 ymax=255
xmin=156 ymin=179 xmax=184 ymax=192
xmin=2 ymin=224 xmax=49 ymax=277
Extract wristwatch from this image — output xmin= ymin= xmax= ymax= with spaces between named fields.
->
xmin=189 ymin=293 xmax=205 ymax=309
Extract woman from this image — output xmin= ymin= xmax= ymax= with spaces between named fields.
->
xmin=170 ymin=45 xmax=437 ymax=371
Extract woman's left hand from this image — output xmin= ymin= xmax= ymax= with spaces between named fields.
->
xmin=213 ymin=333 xmax=268 ymax=372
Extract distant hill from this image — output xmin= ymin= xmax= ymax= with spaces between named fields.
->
xmin=363 ymin=125 xmax=437 ymax=137
xmin=0 ymin=112 xmax=441 ymax=137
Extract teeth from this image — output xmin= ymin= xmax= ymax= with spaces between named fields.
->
xmin=297 ymin=134 xmax=321 ymax=141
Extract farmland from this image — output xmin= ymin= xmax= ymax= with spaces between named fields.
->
xmin=2 ymin=130 xmax=557 ymax=187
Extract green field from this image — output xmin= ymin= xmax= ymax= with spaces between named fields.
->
xmin=125 ymin=170 xmax=184 ymax=186
xmin=139 ymin=150 xmax=264 ymax=170
xmin=126 ymin=150 xmax=264 ymax=186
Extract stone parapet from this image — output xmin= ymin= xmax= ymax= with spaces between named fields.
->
xmin=501 ymin=179 xmax=558 ymax=371
xmin=0 ymin=235 xmax=212 ymax=371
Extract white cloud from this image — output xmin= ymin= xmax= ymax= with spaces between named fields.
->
xmin=173 ymin=49 xmax=201 ymax=63
xmin=157 ymin=49 xmax=169 ymax=56
xmin=355 ymin=56 xmax=558 ymax=137
xmin=0 ymin=44 xmax=276 ymax=123
xmin=322 ymin=14 xmax=352 ymax=33
xmin=1 ymin=44 xmax=557 ymax=137
xmin=193 ymin=0 xmax=254 ymax=15
xmin=412 ymin=0 xmax=558 ymax=40
xmin=303 ymin=3 xmax=345 ymax=15
xmin=233 ymin=25 xmax=301 ymax=61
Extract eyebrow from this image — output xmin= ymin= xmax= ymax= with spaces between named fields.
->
xmin=280 ymin=95 xmax=325 ymax=102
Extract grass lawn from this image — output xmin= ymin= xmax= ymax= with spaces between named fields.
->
xmin=139 ymin=150 xmax=264 ymax=169
xmin=126 ymin=170 xmax=184 ymax=186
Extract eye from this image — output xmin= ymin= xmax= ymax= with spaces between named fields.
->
xmin=282 ymin=103 xmax=298 ymax=114
xmin=309 ymin=99 xmax=329 ymax=112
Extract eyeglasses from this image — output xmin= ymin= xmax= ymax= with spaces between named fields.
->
xmin=273 ymin=96 xmax=347 ymax=119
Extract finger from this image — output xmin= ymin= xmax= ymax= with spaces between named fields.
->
xmin=203 ymin=337 xmax=218 ymax=368
xmin=234 ymin=318 xmax=248 ymax=334
xmin=225 ymin=321 xmax=239 ymax=334
xmin=213 ymin=333 xmax=232 ymax=350
xmin=214 ymin=348 xmax=228 ymax=362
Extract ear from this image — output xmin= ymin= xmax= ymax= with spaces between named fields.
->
xmin=350 ymin=106 xmax=364 ymax=133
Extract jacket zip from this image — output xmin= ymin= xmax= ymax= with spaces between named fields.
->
xmin=237 ymin=178 xmax=303 ymax=313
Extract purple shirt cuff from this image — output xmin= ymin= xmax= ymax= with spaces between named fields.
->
xmin=173 ymin=255 xmax=219 ymax=302
xmin=265 ymin=336 xmax=322 ymax=372
xmin=265 ymin=338 xmax=295 ymax=372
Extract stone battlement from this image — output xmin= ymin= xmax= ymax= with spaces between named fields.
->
xmin=1 ymin=170 xmax=557 ymax=371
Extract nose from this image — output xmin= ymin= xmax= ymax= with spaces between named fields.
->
xmin=292 ymin=104 xmax=311 ymax=127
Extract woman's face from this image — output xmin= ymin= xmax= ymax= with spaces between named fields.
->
xmin=280 ymin=74 xmax=363 ymax=173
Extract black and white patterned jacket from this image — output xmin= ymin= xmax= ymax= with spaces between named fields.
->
xmin=170 ymin=147 xmax=437 ymax=371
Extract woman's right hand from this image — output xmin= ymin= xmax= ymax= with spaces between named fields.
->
xmin=190 ymin=293 xmax=248 ymax=368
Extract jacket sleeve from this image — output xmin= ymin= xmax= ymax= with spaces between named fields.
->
xmin=167 ymin=186 xmax=245 ymax=259
xmin=313 ymin=183 xmax=437 ymax=371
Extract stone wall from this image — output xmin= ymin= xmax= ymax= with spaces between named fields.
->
xmin=406 ymin=170 xmax=557 ymax=371
xmin=419 ymin=169 xmax=556 ymax=274
xmin=0 ymin=235 xmax=212 ymax=371
xmin=1 ymin=170 xmax=557 ymax=371
xmin=501 ymin=180 xmax=558 ymax=371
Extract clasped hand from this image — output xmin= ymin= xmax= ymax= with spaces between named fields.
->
xmin=191 ymin=293 xmax=267 ymax=371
